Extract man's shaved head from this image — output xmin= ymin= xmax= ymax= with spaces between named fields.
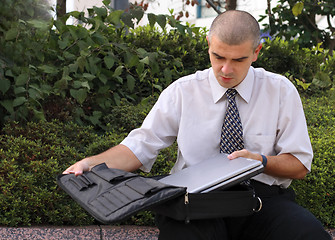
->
xmin=208 ymin=10 xmax=261 ymax=50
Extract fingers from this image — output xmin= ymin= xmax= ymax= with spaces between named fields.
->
xmin=227 ymin=149 xmax=249 ymax=160
xmin=62 ymin=160 xmax=89 ymax=176
xmin=227 ymin=149 xmax=262 ymax=162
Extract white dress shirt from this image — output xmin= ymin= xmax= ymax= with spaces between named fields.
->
xmin=121 ymin=67 xmax=313 ymax=188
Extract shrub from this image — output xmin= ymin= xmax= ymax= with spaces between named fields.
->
xmin=0 ymin=121 xmax=95 ymax=226
xmin=255 ymin=39 xmax=335 ymax=96
xmin=291 ymin=96 xmax=335 ymax=228
xmin=0 ymin=2 xmax=208 ymax=129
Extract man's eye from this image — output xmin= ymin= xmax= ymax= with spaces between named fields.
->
xmin=215 ymin=55 xmax=223 ymax=60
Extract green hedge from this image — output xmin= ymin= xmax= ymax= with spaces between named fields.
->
xmin=291 ymin=96 xmax=335 ymax=229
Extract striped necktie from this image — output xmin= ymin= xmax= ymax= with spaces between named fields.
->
xmin=220 ymin=88 xmax=244 ymax=154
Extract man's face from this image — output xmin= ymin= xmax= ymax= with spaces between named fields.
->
xmin=207 ymin=35 xmax=262 ymax=88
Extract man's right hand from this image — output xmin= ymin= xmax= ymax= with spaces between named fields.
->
xmin=62 ymin=144 xmax=143 ymax=177
xmin=63 ymin=158 xmax=91 ymax=176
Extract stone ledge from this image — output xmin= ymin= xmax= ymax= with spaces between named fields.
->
xmin=0 ymin=225 xmax=159 ymax=240
xmin=0 ymin=225 xmax=333 ymax=239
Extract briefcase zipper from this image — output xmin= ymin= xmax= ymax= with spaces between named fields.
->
xmin=185 ymin=192 xmax=189 ymax=204
xmin=185 ymin=192 xmax=190 ymax=224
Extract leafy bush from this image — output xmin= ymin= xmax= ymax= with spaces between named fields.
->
xmin=0 ymin=1 xmax=208 ymax=129
xmin=254 ymin=38 xmax=335 ymax=96
xmin=291 ymin=96 xmax=335 ymax=228
xmin=0 ymin=121 xmax=94 ymax=226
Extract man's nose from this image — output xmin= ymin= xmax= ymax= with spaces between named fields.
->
xmin=221 ymin=63 xmax=233 ymax=75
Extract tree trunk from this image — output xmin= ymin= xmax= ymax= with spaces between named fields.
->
xmin=225 ymin=0 xmax=237 ymax=10
xmin=57 ymin=0 xmax=66 ymax=18
xmin=267 ymin=0 xmax=276 ymax=35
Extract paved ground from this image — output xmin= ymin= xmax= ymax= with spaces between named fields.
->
xmin=0 ymin=225 xmax=333 ymax=239
xmin=0 ymin=225 xmax=159 ymax=240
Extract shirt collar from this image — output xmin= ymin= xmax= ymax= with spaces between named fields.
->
xmin=209 ymin=67 xmax=254 ymax=104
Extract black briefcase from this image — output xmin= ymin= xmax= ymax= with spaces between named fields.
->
xmin=57 ymin=163 xmax=186 ymax=224
xmin=57 ymin=163 xmax=261 ymax=224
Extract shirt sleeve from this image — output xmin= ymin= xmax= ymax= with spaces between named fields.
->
xmin=121 ymin=84 xmax=180 ymax=172
xmin=275 ymin=78 xmax=313 ymax=171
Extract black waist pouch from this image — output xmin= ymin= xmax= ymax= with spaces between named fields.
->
xmin=57 ymin=164 xmax=261 ymax=224
xmin=150 ymin=183 xmax=260 ymax=223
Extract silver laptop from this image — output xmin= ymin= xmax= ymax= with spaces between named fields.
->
xmin=159 ymin=153 xmax=264 ymax=193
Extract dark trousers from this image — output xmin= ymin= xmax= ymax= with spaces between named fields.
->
xmin=155 ymin=180 xmax=331 ymax=240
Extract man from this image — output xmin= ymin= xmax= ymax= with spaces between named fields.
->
xmin=64 ymin=10 xmax=331 ymax=240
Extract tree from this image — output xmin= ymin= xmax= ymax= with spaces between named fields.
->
xmin=57 ymin=0 xmax=67 ymax=18
xmin=261 ymin=0 xmax=335 ymax=52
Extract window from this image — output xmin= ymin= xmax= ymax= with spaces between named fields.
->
xmin=197 ymin=0 xmax=225 ymax=18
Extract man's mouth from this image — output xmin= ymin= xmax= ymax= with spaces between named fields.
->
xmin=221 ymin=76 xmax=233 ymax=81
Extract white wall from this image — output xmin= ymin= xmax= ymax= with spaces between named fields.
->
xmin=137 ymin=0 xmax=279 ymax=30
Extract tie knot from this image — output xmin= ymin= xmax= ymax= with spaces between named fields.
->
xmin=225 ymin=89 xmax=237 ymax=100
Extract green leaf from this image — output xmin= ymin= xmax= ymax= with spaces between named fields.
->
xmin=28 ymin=88 xmax=42 ymax=100
xmin=153 ymin=84 xmax=162 ymax=92
xmin=15 ymin=73 xmax=29 ymax=86
xmin=292 ymin=2 xmax=304 ymax=17
xmin=312 ymin=72 xmax=332 ymax=88
xmin=93 ymin=6 xmax=107 ymax=18
xmin=131 ymin=8 xmax=144 ymax=23
xmin=99 ymin=74 xmax=108 ymax=84
xmin=126 ymin=74 xmax=136 ymax=92
xmin=157 ymin=15 xmax=167 ymax=30
xmin=73 ymin=80 xmax=90 ymax=89
xmin=121 ymin=13 xmax=134 ymax=28
xmin=54 ymin=78 xmax=68 ymax=89
xmin=136 ymin=62 xmax=144 ymax=76
xmin=148 ymin=13 xmax=156 ymax=28
xmin=14 ymin=86 xmax=26 ymax=95
xmin=140 ymin=56 xmax=150 ymax=65
xmin=5 ymin=28 xmax=18 ymax=41
xmin=103 ymin=0 xmax=111 ymax=6
xmin=0 ymin=100 xmax=14 ymax=113
xmin=104 ymin=56 xmax=115 ymax=69
xmin=70 ymin=89 xmax=87 ymax=104
xmin=13 ymin=96 xmax=27 ymax=107
xmin=82 ymin=73 xmax=96 ymax=81
xmin=108 ymin=10 xmax=123 ymax=25
xmin=113 ymin=65 xmax=124 ymax=77
xmin=164 ymin=69 xmax=172 ymax=85
xmin=77 ymin=56 xmax=86 ymax=72
xmin=27 ymin=20 xmax=49 ymax=30
xmin=113 ymin=92 xmax=120 ymax=105
xmin=125 ymin=53 xmax=139 ymax=68
xmin=0 ymin=78 xmax=11 ymax=94
xmin=33 ymin=109 xmax=45 ymax=121
xmin=89 ymin=111 xmax=102 ymax=125
xmin=295 ymin=78 xmax=311 ymax=90
xmin=38 ymin=65 xmax=58 ymax=74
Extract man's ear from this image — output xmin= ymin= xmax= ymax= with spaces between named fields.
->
xmin=206 ymin=36 xmax=211 ymax=54
xmin=252 ymin=43 xmax=262 ymax=62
